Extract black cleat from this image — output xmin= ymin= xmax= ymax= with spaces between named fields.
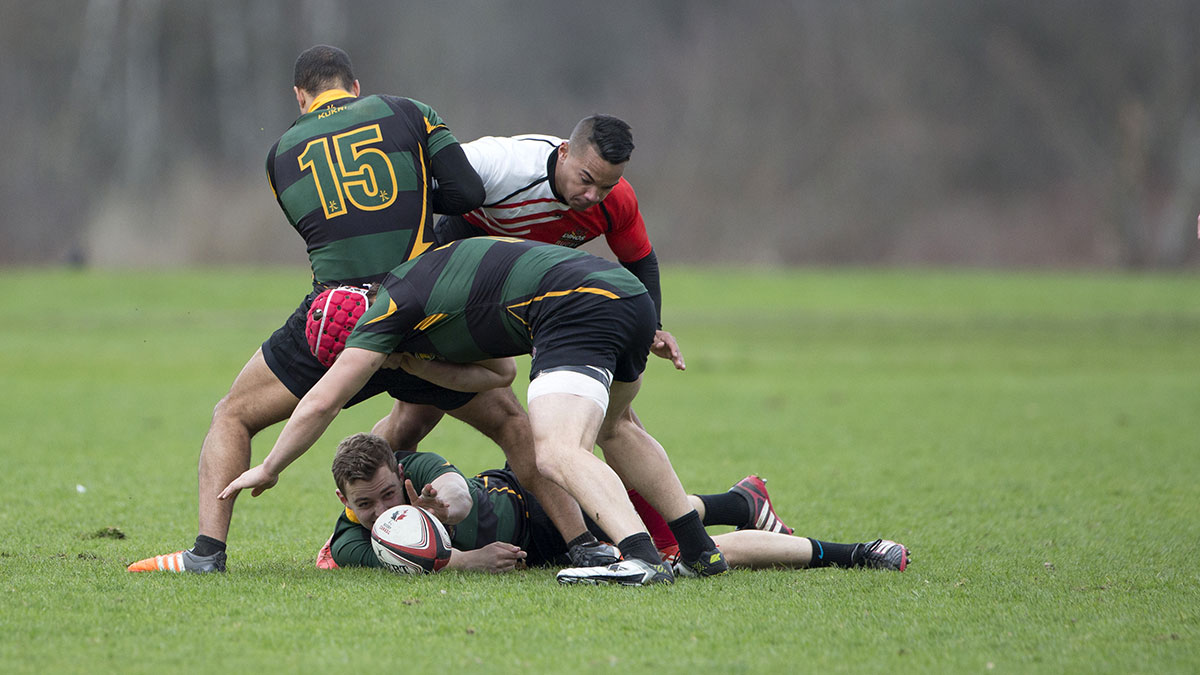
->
xmin=568 ymin=540 xmax=620 ymax=567
xmin=672 ymin=547 xmax=730 ymax=578
xmin=856 ymin=539 xmax=909 ymax=571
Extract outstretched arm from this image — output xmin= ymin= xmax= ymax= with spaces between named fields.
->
xmin=218 ymin=348 xmax=386 ymax=499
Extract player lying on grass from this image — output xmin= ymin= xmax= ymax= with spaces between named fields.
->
xmin=218 ymin=237 xmax=731 ymax=586
xmin=319 ymin=433 xmax=909 ymax=573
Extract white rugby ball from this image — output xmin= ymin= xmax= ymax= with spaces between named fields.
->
xmin=370 ymin=504 xmax=452 ymax=574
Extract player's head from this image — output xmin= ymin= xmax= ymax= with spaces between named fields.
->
xmin=305 ymin=285 xmax=372 ymax=367
xmin=332 ymin=433 xmax=406 ymax=530
xmin=571 ymin=115 xmax=634 ymax=164
xmin=294 ymin=45 xmax=356 ymax=95
xmin=555 ymin=115 xmax=633 ymax=211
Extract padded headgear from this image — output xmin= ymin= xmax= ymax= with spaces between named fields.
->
xmin=305 ymin=286 xmax=370 ymax=367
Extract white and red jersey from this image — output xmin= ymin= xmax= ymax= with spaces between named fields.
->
xmin=460 ymin=134 xmax=653 ymax=263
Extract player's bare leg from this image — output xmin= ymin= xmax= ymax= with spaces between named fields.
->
xmin=530 ymin=391 xmax=673 ymax=586
xmin=709 ymin=530 xmax=813 ymax=569
xmin=198 ymin=349 xmax=300 ymax=540
xmin=130 ymin=349 xmax=299 ymax=572
xmin=596 ymin=380 xmax=692 ymax=523
xmin=527 ymin=392 xmax=645 ymax=540
xmin=371 ymin=400 xmax=444 ymax=453
xmin=447 ymin=388 xmax=593 ymax=545
xmin=707 ymin=530 xmax=909 ymax=571
xmin=593 ymin=377 xmax=727 ymax=578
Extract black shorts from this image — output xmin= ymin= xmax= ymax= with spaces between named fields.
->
xmin=475 ymin=468 xmax=565 ymax=567
xmin=262 ymin=291 xmax=476 ymax=411
xmin=529 ymin=293 xmax=656 ymax=384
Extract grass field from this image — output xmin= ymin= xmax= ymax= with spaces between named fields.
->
xmin=0 ymin=265 xmax=1197 ymax=673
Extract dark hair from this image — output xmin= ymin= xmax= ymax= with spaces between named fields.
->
xmin=294 ymin=45 xmax=356 ymax=94
xmin=331 ymin=433 xmax=399 ymax=494
xmin=569 ymin=115 xmax=634 ymax=164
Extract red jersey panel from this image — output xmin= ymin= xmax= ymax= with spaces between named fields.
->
xmin=461 ymin=134 xmax=652 ymax=263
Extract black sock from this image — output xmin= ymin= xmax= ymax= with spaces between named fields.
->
xmin=807 ymin=538 xmax=857 ymax=568
xmin=617 ymin=533 xmax=662 ymax=565
xmin=567 ymin=532 xmax=598 ymax=549
xmin=667 ymin=510 xmax=715 ymax=562
xmin=697 ymin=492 xmax=751 ymax=528
xmin=192 ymin=535 xmax=226 ymax=558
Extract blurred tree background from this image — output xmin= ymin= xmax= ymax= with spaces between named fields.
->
xmin=2 ymin=0 xmax=1198 ymax=268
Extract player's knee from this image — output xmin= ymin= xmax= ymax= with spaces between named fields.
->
xmin=210 ymin=393 xmax=241 ymax=424
xmin=468 ymin=399 xmax=529 ymax=444
xmin=533 ymin=450 xmax=569 ymax=486
xmin=594 ymin=415 xmax=633 ymax=448
xmin=209 ymin=392 xmax=267 ymax=436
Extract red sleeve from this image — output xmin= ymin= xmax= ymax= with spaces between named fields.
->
xmin=602 ymin=179 xmax=653 ymax=263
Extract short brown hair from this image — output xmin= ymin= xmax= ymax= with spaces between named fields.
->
xmin=331 ymin=433 xmax=399 ymax=494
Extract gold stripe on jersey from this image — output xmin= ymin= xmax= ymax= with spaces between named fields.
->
xmin=424 ymin=116 xmax=447 ymax=135
xmin=478 ymin=475 xmax=521 ymax=498
xmin=504 ymin=286 xmax=622 ymax=328
xmin=415 ymin=313 xmax=449 ymax=332
xmin=363 ymin=298 xmax=398 ymax=326
xmin=411 ymin=143 xmax=433 ymax=258
xmin=507 ymin=285 xmax=620 ymax=311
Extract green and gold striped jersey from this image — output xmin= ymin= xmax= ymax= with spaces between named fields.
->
xmin=329 ymin=451 xmax=529 ymax=568
xmin=266 ymin=91 xmax=459 ymax=286
xmin=345 ymin=237 xmax=647 ymax=361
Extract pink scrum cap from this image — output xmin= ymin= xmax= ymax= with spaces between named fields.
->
xmin=305 ymin=286 xmax=370 ymax=367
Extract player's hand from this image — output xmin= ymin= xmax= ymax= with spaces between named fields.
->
xmin=405 ymin=478 xmax=450 ymax=522
xmin=381 ymin=353 xmax=420 ymax=371
xmin=650 ymin=329 xmax=685 ymax=370
xmin=380 ymin=352 xmax=406 ymax=370
xmin=455 ymin=542 xmax=528 ymax=573
xmin=217 ymin=464 xmax=279 ymax=500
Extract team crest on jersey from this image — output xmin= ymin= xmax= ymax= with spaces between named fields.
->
xmin=555 ymin=228 xmax=591 ymax=248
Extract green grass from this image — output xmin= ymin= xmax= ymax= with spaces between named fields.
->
xmin=0 ymin=266 xmax=1197 ymax=673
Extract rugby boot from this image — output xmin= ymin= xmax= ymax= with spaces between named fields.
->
xmin=568 ymin=540 xmax=620 ymax=567
xmin=729 ymin=475 xmax=794 ymax=535
xmin=127 ymin=549 xmax=226 ymax=573
xmin=556 ymin=558 xmax=674 ymax=586
xmin=855 ymin=539 xmax=910 ymax=571
xmin=316 ymin=535 xmax=339 ymax=570
xmin=672 ymin=547 xmax=730 ymax=578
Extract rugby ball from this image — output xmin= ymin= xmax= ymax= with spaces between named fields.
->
xmin=370 ymin=504 xmax=452 ymax=574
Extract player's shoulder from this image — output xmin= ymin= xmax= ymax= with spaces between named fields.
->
xmin=360 ymin=93 xmax=422 ymax=116
xmin=464 ymin=134 xmax=560 ymax=184
xmin=466 ymin=133 xmax=561 ymax=157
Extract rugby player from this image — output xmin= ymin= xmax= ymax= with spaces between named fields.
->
xmin=320 ymin=433 xmax=910 ymax=574
xmin=218 ymin=237 xmax=733 ymax=585
xmin=128 ymin=45 xmax=590 ymax=574
xmin=372 ymin=116 xmax=691 ymax=530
